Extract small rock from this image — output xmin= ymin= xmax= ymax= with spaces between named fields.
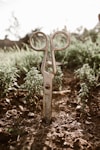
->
xmin=28 ymin=112 xmax=35 ymax=118
xmin=85 ymin=120 xmax=92 ymax=125
xmin=9 ymin=146 xmax=15 ymax=150
xmin=5 ymin=98 xmax=10 ymax=103
xmin=76 ymin=105 xmax=82 ymax=111
xmin=73 ymin=138 xmax=90 ymax=150
xmin=19 ymin=105 xmax=24 ymax=111
xmin=63 ymin=141 xmax=68 ymax=145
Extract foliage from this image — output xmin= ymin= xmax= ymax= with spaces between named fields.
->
xmin=0 ymin=28 xmax=100 ymax=108
xmin=0 ymin=49 xmax=42 ymax=72
xmin=55 ymin=30 xmax=100 ymax=110
xmin=0 ymin=64 xmax=19 ymax=96
xmin=62 ymin=39 xmax=91 ymax=68
xmin=14 ymin=50 xmax=43 ymax=73
xmin=0 ymin=45 xmax=64 ymax=97
xmin=0 ymin=49 xmax=43 ymax=96
xmin=53 ymin=66 xmax=63 ymax=90
xmin=21 ymin=66 xmax=63 ymax=98
xmin=75 ymin=64 xmax=97 ymax=87
xmin=21 ymin=67 xmax=43 ymax=98
xmin=75 ymin=64 xmax=97 ymax=108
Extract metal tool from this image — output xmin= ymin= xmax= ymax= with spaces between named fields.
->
xmin=30 ymin=31 xmax=70 ymax=123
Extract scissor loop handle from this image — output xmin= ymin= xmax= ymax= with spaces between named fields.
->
xmin=30 ymin=31 xmax=48 ymax=51
xmin=51 ymin=31 xmax=70 ymax=51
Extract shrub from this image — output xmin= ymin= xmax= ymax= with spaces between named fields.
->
xmin=0 ymin=64 xmax=19 ymax=96
xmin=53 ymin=66 xmax=63 ymax=90
xmin=21 ymin=67 xmax=43 ymax=98
xmin=75 ymin=64 xmax=97 ymax=108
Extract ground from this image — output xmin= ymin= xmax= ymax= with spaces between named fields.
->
xmin=0 ymin=69 xmax=100 ymax=150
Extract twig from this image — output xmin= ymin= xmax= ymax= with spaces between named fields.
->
xmin=53 ymin=89 xmax=71 ymax=95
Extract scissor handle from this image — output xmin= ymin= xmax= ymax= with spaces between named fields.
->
xmin=30 ymin=31 xmax=48 ymax=51
xmin=51 ymin=31 xmax=70 ymax=51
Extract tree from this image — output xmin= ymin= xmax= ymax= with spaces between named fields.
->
xmin=5 ymin=12 xmax=20 ymax=40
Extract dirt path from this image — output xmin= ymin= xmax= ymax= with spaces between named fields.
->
xmin=0 ymin=70 xmax=100 ymax=150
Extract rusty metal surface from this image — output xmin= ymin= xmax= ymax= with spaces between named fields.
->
xmin=30 ymin=31 xmax=70 ymax=123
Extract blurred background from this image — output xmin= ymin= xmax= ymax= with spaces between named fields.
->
xmin=0 ymin=0 xmax=100 ymax=40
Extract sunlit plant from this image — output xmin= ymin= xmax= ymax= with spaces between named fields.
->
xmin=75 ymin=64 xmax=97 ymax=108
xmin=21 ymin=67 xmax=43 ymax=98
xmin=0 ymin=64 xmax=19 ymax=96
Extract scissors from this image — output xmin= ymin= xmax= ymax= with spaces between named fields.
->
xmin=30 ymin=31 xmax=70 ymax=123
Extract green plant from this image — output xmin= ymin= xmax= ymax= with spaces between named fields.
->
xmin=53 ymin=66 xmax=63 ymax=90
xmin=78 ymin=83 xmax=89 ymax=108
xmin=75 ymin=64 xmax=97 ymax=87
xmin=14 ymin=50 xmax=43 ymax=73
xmin=21 ymin=67 xmax=43 ymax=98
xmin=0 ymin=64 xmax=19 ymax=96
xmin=75 ymin=64 xmax=97 ymax=108
xmin=61 ymin=37 xmax=94 ymax=69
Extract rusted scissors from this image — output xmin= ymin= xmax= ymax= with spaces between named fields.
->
xmin=30 ymin=31 xmax=70 ymax=123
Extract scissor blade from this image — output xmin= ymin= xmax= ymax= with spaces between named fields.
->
xmin=42 ymin=71 xmax=54 ymax=123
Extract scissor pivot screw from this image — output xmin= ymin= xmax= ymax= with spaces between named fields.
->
xmin=45 ymin=83 xmax=50 ymax=89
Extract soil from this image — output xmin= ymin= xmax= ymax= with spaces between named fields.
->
xmin=0 ymin=69 xmax=100 ymax=150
